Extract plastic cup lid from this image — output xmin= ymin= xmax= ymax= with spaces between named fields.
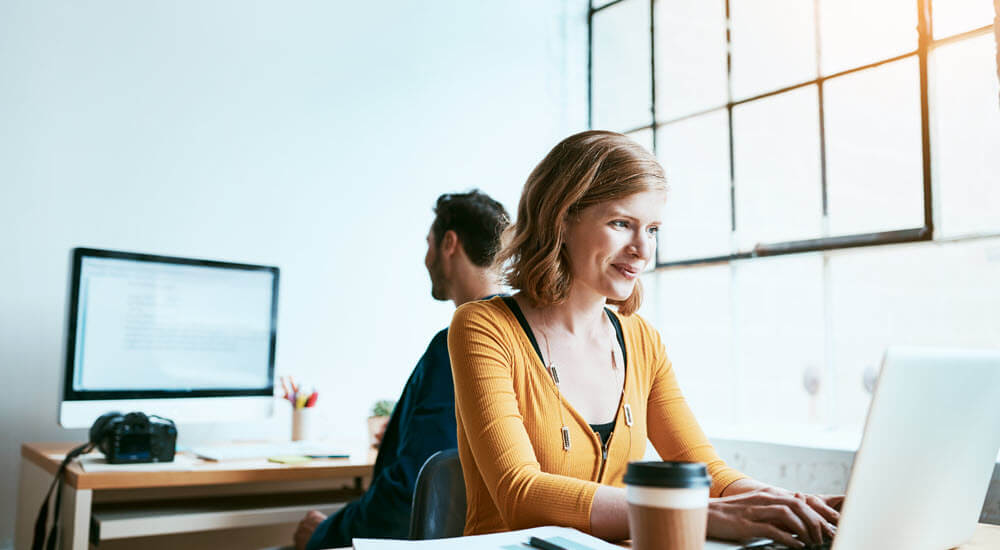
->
xmin=623 ymin=461 xmax=711 ymax=488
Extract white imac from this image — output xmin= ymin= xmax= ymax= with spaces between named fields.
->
xmin=60 ymin=247 xmax=279 ymax=428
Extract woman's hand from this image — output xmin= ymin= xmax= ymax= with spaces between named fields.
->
xmin=757 ymin=485 xmax=844 ymax=520
xmin=708 ymin=487 xmax=840 ymax=548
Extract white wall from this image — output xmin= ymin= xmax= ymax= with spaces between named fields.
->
xmin=709 ymin=438 xmax=1000 ymax=525
xmin=0 ymin=0 xmax=589 ymax=545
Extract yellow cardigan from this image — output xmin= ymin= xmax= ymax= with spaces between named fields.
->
xmin=448 ymin=297 xmax=746 ymax=536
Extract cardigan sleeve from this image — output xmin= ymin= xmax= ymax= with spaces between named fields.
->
xmin=640 ymin=318 xmax=748 ymax=497
xmin=448 ymin=303 xmax=600 ymax=532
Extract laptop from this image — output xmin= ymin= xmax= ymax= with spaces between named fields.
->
xmin=707 ymin=347 xmax=1000 ymax=550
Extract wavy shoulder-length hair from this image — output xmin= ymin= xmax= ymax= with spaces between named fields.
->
xmin=496 ymin=130 xmax=667 ymax=316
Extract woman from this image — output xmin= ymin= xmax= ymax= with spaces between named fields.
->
xmin=447 ymin=131 xmax=841 ymax=548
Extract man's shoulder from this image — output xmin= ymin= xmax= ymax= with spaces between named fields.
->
xmin=418 ymin=327 xmax=448 ymax=367
xmin=399 ymin=327 xmax=454 ymax=401
xmin=429 ymin=326 xmax=449 ymax=346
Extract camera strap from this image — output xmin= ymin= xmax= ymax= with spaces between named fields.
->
xmin=32 ymin=443 xmax=93 ymax=550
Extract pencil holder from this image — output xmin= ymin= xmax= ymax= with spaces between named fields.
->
xmin=291 ymin=407 xmax=313 ymax=441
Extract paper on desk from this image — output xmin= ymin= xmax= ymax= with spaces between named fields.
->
xmin=78 ymin=453 xmax=198 ymax=472
xmin=352 ymin=526 xmax=623 ymax=550
xmin=351 ymin=526 xmax=744 ymax=550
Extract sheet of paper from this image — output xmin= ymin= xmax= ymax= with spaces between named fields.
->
xmin=78 ymin=453 xmax=198 ymax=472
xmin=353 ymin=526 xmax=623 ymax=550
xmin=189 ymin=441 xmax=350 ymax=461
xmin=352 ymin=526 xmax=743 ymax=550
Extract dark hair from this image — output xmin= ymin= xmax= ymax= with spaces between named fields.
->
xmin=431 ymin=190 xmax=510 ymax=267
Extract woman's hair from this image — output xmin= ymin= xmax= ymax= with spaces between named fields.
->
xmin=496 ymin=130 xmax=667 ymax=316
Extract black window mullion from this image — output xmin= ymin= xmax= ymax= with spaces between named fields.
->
xmin=649 ymin=0 xmax=657 ymax=153
xmin=658 ymin=228 xmax=930 ymax=268
xmin=589 ymin=0 xmax=942 ymax=271
xmin=650 ymin=0 xmax=662 ymax=263
xmin=930 ymin=24 xmax=995 ymax=47
xmin=591 ymin=0 xmax=630 ymax=14
xmin=814 ymin=0 xmax=829 ymax=220
xmin=622 ymin=123 xmax=657 ymax=135
xmin=587 ymin=1 xmax=594 ymax=130
xmin=725 ymin=0 xmax=736 ymax=236
xmin=653 ymin=50 xmax=921 ymax=129
xmin=917 ymin=0 xmax=935 ymax=235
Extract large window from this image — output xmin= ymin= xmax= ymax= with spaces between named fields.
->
xmin=589 ymin=0 xmax=1000 ymax=267
xmin=594 ymin=1 xmax=999 ymax=438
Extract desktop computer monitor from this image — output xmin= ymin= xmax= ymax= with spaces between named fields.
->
xmin=60 ymin=247 xmax=279 ymax=428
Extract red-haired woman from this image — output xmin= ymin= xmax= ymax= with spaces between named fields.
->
xmin=448 ymin=130 xmax=842 ymax=548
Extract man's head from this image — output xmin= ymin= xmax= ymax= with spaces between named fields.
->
xmin=425 ymin=190 xmax=510 ymax=302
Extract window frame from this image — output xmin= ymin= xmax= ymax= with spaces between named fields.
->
xmin=587 ymin=0 xmax=996 ymax=268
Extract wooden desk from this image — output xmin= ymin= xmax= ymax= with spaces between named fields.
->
xmin=15 ymin=442 xmax=375 ymax=550
xmin=962 ymin=523 xmax=1000 ymax=548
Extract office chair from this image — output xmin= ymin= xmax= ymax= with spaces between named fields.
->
xmin=409 ymin=449 xmax=466 ymax=540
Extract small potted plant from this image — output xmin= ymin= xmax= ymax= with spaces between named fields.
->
xmin=367 ymin=399 xmax=396 ymax=448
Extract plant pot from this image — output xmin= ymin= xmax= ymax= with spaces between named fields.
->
xmin=292 ymin=407 xmax=313 ymax=442
xmin=367 ymin=415 xmax=389 ymax=448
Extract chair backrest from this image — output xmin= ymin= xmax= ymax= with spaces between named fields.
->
xmin=409 ymin=449 xmax=466 ymax=540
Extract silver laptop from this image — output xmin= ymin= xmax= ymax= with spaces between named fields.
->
xmin=708 ymin=347 xmax=1000 ymax=550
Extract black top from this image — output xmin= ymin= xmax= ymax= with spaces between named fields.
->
xmin=308 ymin=293 xmax=507 ymax=549
xmin=306 ymin=328 xmax=457 ymax=549
xmin=589 ymin=420 xmax=616 ymax=447
xmin=501 ymin=296 xmax=627 ymax=447
xmin=501 ymin=296 xmax=627 ymax=368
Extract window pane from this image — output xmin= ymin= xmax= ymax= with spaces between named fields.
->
xmin=626 ymin=127 xmax=659 ymax=272
xmin=733 ymin=86 xmax=823 ymax=249
xmin=732 ymin=253 xmax=827 ymax=430
xmin=729 ymin=0 xmax=817 ymax=100
xmin=819 ymin=0 xmax=918 ymax=76
xmin=653 ymin=0 xmax=728 ymax=120
xmin=646 ymin=264 xmax=737 ymax=426
xmin=932 ymin=34 xmax=1000 ymax=237
xmin=656 ymin=110 xmax=732 ymax=262
xmin=932 ymin=0 xmax=996 ymax=39
xmin=626 ymin=127 xmax=655 ymax=155
xmin=592 ymin=0 xmax=652 ymax=131
xmin=828 ymin=237 xmax=1000 ymax=431
xmin=824 ymin=58 xmax=923 ymax=236
xmin=592 ymin=0 xmax=620 ymax=9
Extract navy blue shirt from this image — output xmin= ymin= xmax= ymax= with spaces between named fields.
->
xmin=306 ymin=328 xmax=456 ymax=549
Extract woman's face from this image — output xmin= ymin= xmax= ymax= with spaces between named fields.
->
xmin=563 ymin=189 xmax=666 ymax=302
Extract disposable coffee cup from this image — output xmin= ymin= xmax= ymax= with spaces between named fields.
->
xmin=624 ymin=461 xmax=711 ymax=550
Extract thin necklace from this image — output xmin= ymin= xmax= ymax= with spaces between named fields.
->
xmin=537 ymin=311 xmax=630 ymax=452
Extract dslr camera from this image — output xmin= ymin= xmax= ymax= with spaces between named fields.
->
xmin=89 ymin=411 xmax=178 ymax=464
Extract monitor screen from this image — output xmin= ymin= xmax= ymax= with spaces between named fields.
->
xmin=60 ymin=248 xmax=279 ymax=427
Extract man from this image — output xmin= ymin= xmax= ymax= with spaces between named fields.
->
xmin=294 ymin=190 xmax=509 ymax=550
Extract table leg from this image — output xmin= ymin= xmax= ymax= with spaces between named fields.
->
xmin=15 ymin=458 xmax=50 ymax=550
xmin=58 ymin=482 xmax=92 ymax=550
